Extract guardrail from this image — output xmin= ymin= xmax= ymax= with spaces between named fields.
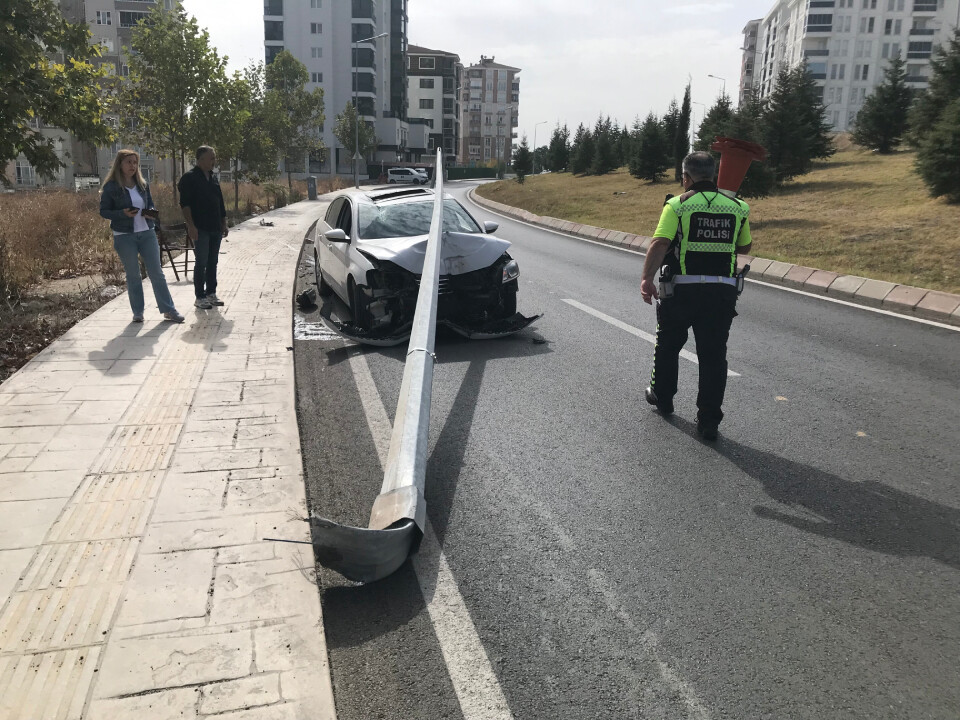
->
xmin=310 ymin=148 xmax=445 ymax=583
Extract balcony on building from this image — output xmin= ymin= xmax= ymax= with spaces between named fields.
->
xmin=352 ymin=0 xmax=375 ymax=21
xmin=806 ymin=14 xmax=833 ymax=33
xmin=912 ymin=1 xmax=938 ymax=10
xmin=264 ymin=0 xmax=282 ymax=17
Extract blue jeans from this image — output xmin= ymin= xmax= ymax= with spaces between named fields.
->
xmin=193 ymin=229 xmax=222 ymax=299
xmin=113 ymin=230 xmax=177 ymax=316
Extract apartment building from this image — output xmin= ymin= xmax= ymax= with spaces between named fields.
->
xmin=739 ymin=20 xmax=762 ymax=105
xmin=263 ymin=0 xmax=421 ymax=178
xmin=459 ymin=56 xmax=520 ymax=167
xmin=744 ymin=0 xmax=960 ymax=131
xmin=6 ymin=0 xmax=174 ymax=190
xmin=406 ymin=45 xmax=461 ymax=165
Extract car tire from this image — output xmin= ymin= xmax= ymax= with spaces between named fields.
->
xmin=317 ymin=268 xmax=333 ymax=298
xmin=348 ymin=276 xmax=372 ymax=330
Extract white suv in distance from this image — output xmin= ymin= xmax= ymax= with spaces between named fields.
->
xmin=387 ymin=167 xmax=428 ymax=185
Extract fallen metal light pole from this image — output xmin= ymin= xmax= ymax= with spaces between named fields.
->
xmin=310 ymin=149 xmax=445 ymax=583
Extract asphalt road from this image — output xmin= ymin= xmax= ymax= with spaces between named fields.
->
xmin=293 ymin=181 xmax=960 ymax=720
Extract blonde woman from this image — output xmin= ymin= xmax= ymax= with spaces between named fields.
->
xmin=99 ymin=149 xmax=183 ymax=323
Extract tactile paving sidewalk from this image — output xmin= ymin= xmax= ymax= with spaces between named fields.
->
xmin=0 ymin=203 xmax=335 ymax=720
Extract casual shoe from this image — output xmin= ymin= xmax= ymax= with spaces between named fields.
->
xmin=195 ymin=298 xmax=213 ymax=309
xmin=132 ymin=314 xmax=144 ymax=323
xmin=206 ymin=293 xmax=224 ymax=306
xmin=163 ymin=311 xmax=185 ymax=323
xmin=645 ymin=386 xmax=674 ymax=415
xmin=696 ymin=414 xmax=719 ymax=441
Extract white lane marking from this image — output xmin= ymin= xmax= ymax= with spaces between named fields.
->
xmin=747 ymin=278 xmax=960 ymax=332
xmin=347 ymin=350 xmax=515 ymax=720
xmin=562 ymin=298 xmax=741 ymax=378
xmin=464 ymin=190 xmax=960 ymax=333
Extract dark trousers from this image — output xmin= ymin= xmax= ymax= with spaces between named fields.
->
xmin=193 ymin=229 xmax=222 ymax=299
xmin=650 ymin=284 xmax=738 ymax=426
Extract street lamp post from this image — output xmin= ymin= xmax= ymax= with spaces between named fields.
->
xmin=691 ymin=100 xmax=705 ymax=147
xmin=707 ymin=74 xmax=727 ymax=97
xmin=354 ymin=31 xmax=388 ymax=189
xmin=532 ymin=120 xmax=546 ymax=174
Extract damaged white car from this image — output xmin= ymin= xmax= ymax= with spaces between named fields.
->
xmin=314 ymin=187 xmax=538 ymax=346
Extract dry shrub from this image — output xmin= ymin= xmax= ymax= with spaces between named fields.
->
xmin=0 ymin=189 xmax=120 ymax=301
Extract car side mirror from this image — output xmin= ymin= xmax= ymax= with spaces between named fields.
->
xmin=325 ymin=228 xmax=349 ymax=243
xmin=483 ymin=221 xmax=499 ymax=234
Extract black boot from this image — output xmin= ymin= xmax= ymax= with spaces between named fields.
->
xmin=695 ymin=413 xmax=719 ymax=441
xmin=645 ymin=386 xmax=674 ymax=416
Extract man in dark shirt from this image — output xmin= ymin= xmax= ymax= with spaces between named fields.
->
xmin=179 ymin=145 xmax=228 ymax=309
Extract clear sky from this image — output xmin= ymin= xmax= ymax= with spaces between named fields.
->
xmin=181 ymin=0 xmax=775 ymax=149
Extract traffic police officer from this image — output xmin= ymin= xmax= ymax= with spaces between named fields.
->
xmin=639 ymin=151 xmax=752 ymax=441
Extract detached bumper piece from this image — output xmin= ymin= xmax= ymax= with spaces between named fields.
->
xmin=440 ymin=312 xmax=542 ymax=339
xmin=318 ymin=304 xmax=541 ymax=347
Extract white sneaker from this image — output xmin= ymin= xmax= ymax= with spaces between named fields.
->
xmin=195 ymin=298 xmax=213 ymax=309
xmin=206 ymin=293 xmax=224 ymax=306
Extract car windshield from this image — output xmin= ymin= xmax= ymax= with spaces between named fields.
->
xmin=358 ymin=199 xmax=482 ymax=239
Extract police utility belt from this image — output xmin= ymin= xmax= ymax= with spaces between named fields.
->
xmin=659 ymin=265 xmax=750 ymax=299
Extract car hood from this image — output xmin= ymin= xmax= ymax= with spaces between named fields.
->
xmin=358 ymin=231 xmax=511 ymax=275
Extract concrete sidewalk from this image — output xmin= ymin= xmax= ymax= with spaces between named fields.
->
xmin=0 ymin=202 xmax=335 ymax=720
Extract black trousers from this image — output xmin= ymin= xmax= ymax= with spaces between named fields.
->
xmin=193 ymin=229 xmax=222 ymax=299
xmin=650 ymin=284 xmax=738 ymax=425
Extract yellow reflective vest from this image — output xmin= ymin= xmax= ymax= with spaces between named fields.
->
xmin=653 ymin=186 xmax=752 ymax=277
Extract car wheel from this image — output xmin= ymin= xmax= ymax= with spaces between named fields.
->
xmin=316 ymin=267 xmax=333 ymax=298
xmin=348 ymin=276 xmax=372 ymax=330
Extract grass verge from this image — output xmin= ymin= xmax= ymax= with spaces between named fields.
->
xmin=477 ymin=146 xmax=960 ymax=294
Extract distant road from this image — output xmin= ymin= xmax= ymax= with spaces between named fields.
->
xmin=294 ymin=181 xmax=960 ymax=720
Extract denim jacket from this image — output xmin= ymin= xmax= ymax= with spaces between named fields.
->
xmin=99 ymin=180 xmax=157 ymax=233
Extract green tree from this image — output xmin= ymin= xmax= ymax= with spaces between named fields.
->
xmin=852 ymin=53 xmax=911 ymax=153
xmin=661 ymin=99 xmax=680 ymax=162
xmin=629 ymin=113 xmax=670 ymax=183
xmin=915 ymin=98 xmax=960 ymax=202
xmin=912 ymin=30 xmax=960 ymax=202
xmin=570 ymin=123 xmax=594 ymax=175
xmin=264 ymin=51 xmax=325 ymax=191
xmin=533 ymin=145 xmax=548 ymax=174
xmin=121 ymin=3 xmax=228 ymax=200
xmin=513 ymin=134 xmax=532 ymax=183
xmin=0 ymin=0 xmax=113 ymax=185
xmin=762 ymin=62 xmax=835 ymax=183
xmin=694 ymin=93 xmax=734 ymax=151
xmin=232 ymin=63 xmax=281 ymax=203
xmin=547 ymin=123 xmax=570 ymax=172
xmin=726 ymin=90 xmax=776 ymax=199
xmin=909 ymin=29 xmax=960 ymax=143
xmin=674 ymin=83 xmax=692 ymax=181
xmin=591 ymin=115 xmax=619 ymax=175
xmin=332 ymin=101 xmax=378 ymax=175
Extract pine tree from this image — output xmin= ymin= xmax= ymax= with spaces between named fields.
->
xmin=591 ymin=115 xmax=618 ymax=175
xmin=570 ymin=123 xmax=594 ymax=175
xmin=694 ymin=93 xmax=734 ymax=151
xmin=629 ymin=113 xmax=670 ymax=182
xmin=547 ymin=124 xmax=570 ymax=172
xmin=513 ymin=134 xmax=532 ymax=184
xmin=915 ymin=99 xmax=960 ymax=202
xmin=852 ymin=53 xmax=911 ymax=153
xmin=728 ymin=90 xmax=776 ymax=199
xmin=913 ymin=30 xmax=960 ymax=202
xmin=909 ymin=29 xmax=960 ymax=142
xmin=763 ymin=62 xmax=834 ymax=183
xmin=674 ymin=83 xmax=692 ymax=181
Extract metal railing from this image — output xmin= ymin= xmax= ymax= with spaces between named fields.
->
xmin=310 ymin=148 xmax=445 ymax=583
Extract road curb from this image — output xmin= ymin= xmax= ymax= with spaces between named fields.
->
xmin=468 ymin=188 xmax=960 ymax=327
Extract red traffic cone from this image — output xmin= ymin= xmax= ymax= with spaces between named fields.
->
xmin=710 ymin=137 xmax=767 ymax=198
